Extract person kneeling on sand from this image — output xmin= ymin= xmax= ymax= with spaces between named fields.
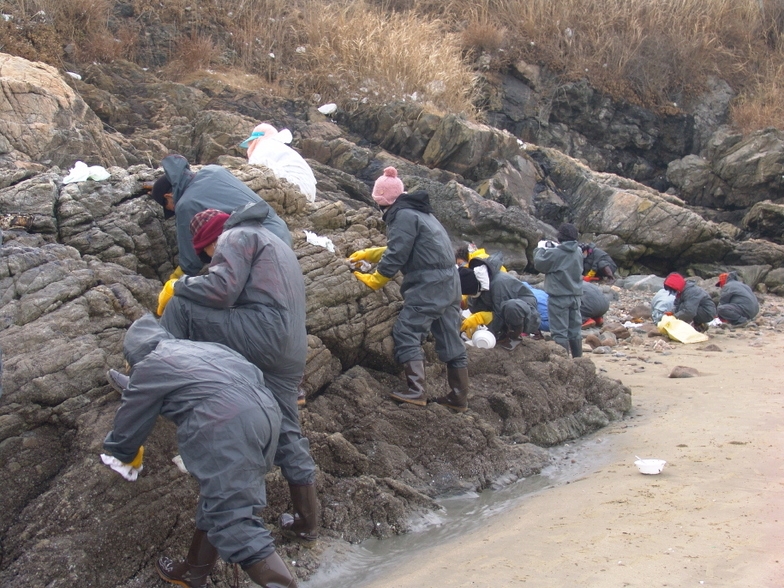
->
xmin=663 ymin=272 xmax=716 ymax=333
xmin=580 ymin=281 xmax=610 ymax=329
xmin=103 ymin=314 xmax=299 ymax=588
xmin=716 ymin=271 xmax=759 ymax=325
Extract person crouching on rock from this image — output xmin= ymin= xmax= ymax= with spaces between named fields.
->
xmin=348 ymin=167 xmax=469 ymax=412
xmin=716 ymin=271 xmax=759 ymax=325
xmin=663 ymin=272 xmax=717 ymax=333
xmin=153 ymin=202 xmax=320 ymax=548
xmin=580 ymin=281 xmax=610 ymax=329
xmin=533 ymin=223 xmax=584 ymax=358
xmin=580 ymin=242 xmax=617 ymax=283
xmin=458 ymin=253 xmax=541 ymax=351
xmin=102 ymin=314 xmax=299 ymax=588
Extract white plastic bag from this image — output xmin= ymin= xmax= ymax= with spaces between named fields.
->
xmin=63 ymin=161 xmax=111 ymax=184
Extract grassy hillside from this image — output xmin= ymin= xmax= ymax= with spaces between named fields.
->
xmin=2 ymin=0 xmax=784 ymax=131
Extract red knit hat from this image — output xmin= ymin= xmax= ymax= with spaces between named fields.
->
xmin=372 ymin=167 xmax=405 ymax=207
xmin=191 ymin=209 xmax=229 ymax=254
xmin=663 ymin=272 xmax=686 ymax=293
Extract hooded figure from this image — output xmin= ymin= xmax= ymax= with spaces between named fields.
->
xmin=350 ymin=167 xmax=468 ymax=411
xmin=533 ymin=223 xmax=584 ymax=357
xmin=152 ymin=154 xmax=291 ymax=276
xmin=580 ymin=243 xmax=617 ymax=281
xmin=102 ymin=314 xmax=299 ymax=588
xmin=716 ymin=271 xmax=759 ymax=325
xmin=651 ymin=288 xmax=676 ymax=324
xmin=663 ymin=272 xmax=717 ymax=330
xmin=524 ymin=284 xmax=550 ymax=332
xmin=460 ymin=253 xmax=541 ymax=347
xmin=160 ymin=201 xmax=318 ymax=545
xmin=241 ymin=123 xmax=318 ymax=203
xmin=580 ymin=281 xmax=610 ymax=326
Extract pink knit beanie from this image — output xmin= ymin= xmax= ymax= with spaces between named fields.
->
xmin=372 ymin=167 xmax=405 ymax=207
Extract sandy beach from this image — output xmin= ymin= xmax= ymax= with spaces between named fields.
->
xmin=363 ymin=327 xmax=784 ymax=587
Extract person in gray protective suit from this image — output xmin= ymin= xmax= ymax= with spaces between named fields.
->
xmin=156 ymin=202 xmax=319 ymax=546
xmin=102 ymin=314 xmax=298 ymax=588
xmin=580 ymin=242 xmax=617 ymax=282
xmin=534 ymin=223 xmax=584 ymax=357
xmin=580 ymin=281 xmax=610 ymax=328
xmin=349 ymin=167 xmax=469 ymax=411
xmin=458 ymin=253 xmax=541 ymax=350
xmin=663 ymin=272 xmax=716 ymax=332
xmin=150 ymin=153 xmax=291 ymax=277
xmin=716 ymin=271 xmax=759 ymax=325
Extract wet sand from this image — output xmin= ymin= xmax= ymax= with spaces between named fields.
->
xmin=363 ymin=329 xmax=784 ymax=587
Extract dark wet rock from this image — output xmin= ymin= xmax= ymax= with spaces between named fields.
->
xmin=669 ymin=366 xmax=699 ymax=378
xmin=724 ymin=239 xmax=784 ymax=269
xmin=763 ymin=268 xmax=784 ymax=295
xmin=742 ymin=201 xmax=784 ymax=244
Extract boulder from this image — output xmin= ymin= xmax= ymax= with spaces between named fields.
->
xmin=742 ymin=200 xmax=784 ymax=244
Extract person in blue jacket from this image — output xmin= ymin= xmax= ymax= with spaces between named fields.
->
xmin=103 ymin=314 xmax=299 ymax=588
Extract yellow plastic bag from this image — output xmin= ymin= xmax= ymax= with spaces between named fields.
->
xmin=657 ymin=315 xmax=709 ymax=344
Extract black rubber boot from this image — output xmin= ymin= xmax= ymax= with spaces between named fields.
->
xmin=280 ymin=483 xmax=319 ymax=547
xmin=601 ymin=266 xmax=616 ymax=282
xmin=569 ymin=338 xmax=583 ymax=358
xmin=390 ymin=360 xmax=427 ymax=406
xmin=433 ymin=366 xmax=469 ymax=412
xmin=554 ymin=337 xmax=570 ymax=354
xmin=156 ymin=529 xmax=219 ymax=588
xmin=106 ymin=369 xmax=129 ymax=394
xmin=243 ymin=552 xmax=298 ymax=588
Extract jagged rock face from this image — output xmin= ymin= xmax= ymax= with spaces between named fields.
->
xmin=0 ymin=54 xmax=133 ymax=169
xmin=742 ymin=201 xmax=784 ymax=244
xmin=667 ymin=128 xmax=784 ymax=209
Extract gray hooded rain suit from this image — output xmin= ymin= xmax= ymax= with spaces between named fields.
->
xmin=467 ymin=254 xmax=541 ymax=338
xmin=717 ymin=272 xmax=759 ymax=325
xmin=160 ymin=201 xmax=314 ymax=486
xmin=674 ymin=282 xmax=716 ymax=326
xmin=161 ymin=154 xmax=291 ymax=276
xmin=533 ymin=240 xmax=583 ymax=354
xmin=582 ymin=243 xmax=617 ymax=277
xmin=580 ymin=281 xmax=610 ymax=320
xmin=103 ymin=314 xmax=282 ymax=566
xmin=376 ymin=191 xmax=467 ymax=368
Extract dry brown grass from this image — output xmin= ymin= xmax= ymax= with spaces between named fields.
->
xmin=3 ymin=0 xmax=784 ymax=130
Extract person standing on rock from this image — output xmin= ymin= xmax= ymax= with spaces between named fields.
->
xmin=580 ymin=243 xmax=617 ymax=282
xmin=716 ymin=271 xmax=759 ymax=325
xmin=663 ymin=272 xmax=717 ymax=332
xmin=148 ymin=203 xmax=319 ymax=547
xmin=349 ymin=167 xmax=469 ymax=411
xmin=102 ymin=314 xmax=299 ymax=588
xmin=580 ymin=281 xmax=610 ymax=328
xmin=534 ymin=223 xmax=584 ymax=357
xmin=458 ymin=253 xmax=541 ymax=350
xmin=150 ymin=154 xmax=291 ymax=281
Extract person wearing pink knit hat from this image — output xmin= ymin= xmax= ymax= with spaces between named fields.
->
xmin=349 ymin=167 xmax=469 ymax=412
xmin=371 ymin=167 xmax=405 ymax=206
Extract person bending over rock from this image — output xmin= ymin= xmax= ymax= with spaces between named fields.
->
xmin=716 ymin=271 xmax=759 ymax=325
xmin=102 ymin=314 xmax=298 ymax=588
xmin=150 ymin=153 xmax=291 ymax=279
xmin=580 ymin=243 xmax=617 ymax=282
xmin=534 ymin=223 xmax=584 ymax=358
xmin=663 ymin=272 xmax=717 ymax=332
xmin=458 ymin=252 xmax=541 ymax=350
xmin=349 ymin=167 xmax=469 ymax=412
xmin=580 ymin=281 xmax=610 ymax=328
xmin=154 ymin=202 xmax=319 ymax=546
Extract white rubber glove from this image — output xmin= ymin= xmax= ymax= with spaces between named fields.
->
xmin=100 ymin=454 xmax=143 ymax=481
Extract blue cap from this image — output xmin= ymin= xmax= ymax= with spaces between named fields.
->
xmin=239 ymin=131 xmax=265 ymax=149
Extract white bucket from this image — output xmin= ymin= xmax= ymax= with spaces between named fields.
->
xmin=472 ymin=329 xmax=496 ymax=349
xmin=634 ymin=458 xmax=667 ymax=475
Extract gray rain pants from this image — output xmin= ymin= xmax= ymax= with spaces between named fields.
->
xmin=548 ymin=294 xmax=582 ymax=350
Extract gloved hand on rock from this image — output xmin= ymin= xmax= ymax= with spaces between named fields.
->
xmin=100 ymin=446 xmax=144 ymax=482
xmin=353 ymin=270 xmax=390 ymax=291
xmin=157 ymin=278 xmax=178 ymax=316
xmin=461 ymin=311 xmax=493 ymax=337
xmin=348 ymin=246 xmax=387 ymax=264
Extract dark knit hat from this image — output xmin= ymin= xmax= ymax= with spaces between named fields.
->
xmin=191 ymin=209 xmax=230 ymax=254
xmin=557 ymin=223 xmax=579 ymax=243
xmin=663 ymin=272 xmax=686 ymax=293
xmin=151 ymin=176 xmax=174 ymax=219
xmin=459 ymin=266 xmax=480 ymax=296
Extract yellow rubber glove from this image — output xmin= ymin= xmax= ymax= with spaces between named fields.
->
xmin=126 ymin=446 xmax=144 ymax=469
xmin=353 ymin=271 xmax=391 ymax=291
xmin=461 ymin=311 xmax=493 ymax=338
xmin=157 ymin=278 xmax=177 ymax=316
xmin=348 ymin=246 xmax=387 ymax=264
xmin=169 ymin=266 xmax=185 ymax=281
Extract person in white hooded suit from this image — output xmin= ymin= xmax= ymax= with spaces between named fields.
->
xmin=241 ymin=123 xmax=318 ymax=202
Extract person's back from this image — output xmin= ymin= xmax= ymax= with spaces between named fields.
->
xmin=717 ymin=272 xmax=759 ymax=324
xmin=534 ymin=241 xmax=583 ymax=298
xmin=580 ymin=281 xmax=610 ymax=320
xmin=675 ymin=281 xmax=716 ymax=325
xmin=248 ymin=137 xmax=317 ymax=202
xmin=160 ymin=154 xmax=291 ymax=275
xmin=651 ymin=288 xmax=675 ymax=324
